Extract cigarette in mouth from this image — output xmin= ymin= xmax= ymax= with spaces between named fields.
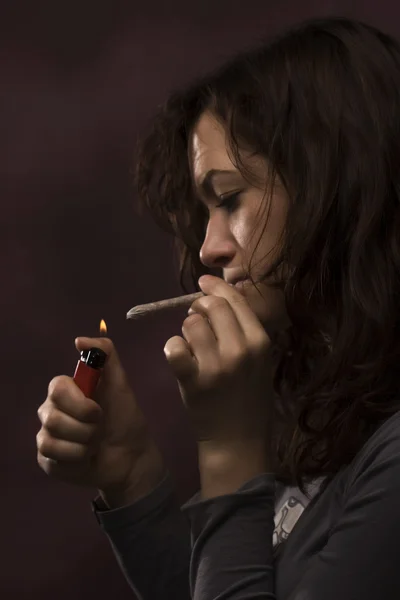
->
xmin=126 ymin=291 xmax=204 ymax=320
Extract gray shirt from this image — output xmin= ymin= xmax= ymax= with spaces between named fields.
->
xmin=92 ymin=409 xmax=400 ymax=599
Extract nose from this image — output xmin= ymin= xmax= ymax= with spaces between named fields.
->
xmin=199 ymin=216 xmax=236 ymax=269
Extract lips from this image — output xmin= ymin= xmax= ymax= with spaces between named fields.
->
xmin=234 ymin=278 xmax=250 ymax=289
xmin=227 ymin=276 xmax=249 ymax=286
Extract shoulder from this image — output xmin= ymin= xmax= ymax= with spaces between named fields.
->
xmin=345 ymin=408 xmax=400 ymax=492
xmin=360 ymin=408 xmax=400 ymax=461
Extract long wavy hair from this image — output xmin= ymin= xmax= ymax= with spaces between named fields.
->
xmin=135 ymin=17 xmax=400 ymax=490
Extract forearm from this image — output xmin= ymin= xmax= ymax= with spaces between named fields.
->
xmin=99 ymin=443 xmax=167 ymax=508
xmin=198 ymin=438 xmax=272 ymax=499
xmin=182 ymin=469 xmax=277 ymax=599
xmin=94 ymin=471 xmax=192 ymax=600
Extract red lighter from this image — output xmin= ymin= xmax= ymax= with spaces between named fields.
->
xmin=73 ymin=347 xmax=107 ymax=398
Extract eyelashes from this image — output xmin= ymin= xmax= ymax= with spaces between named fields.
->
xmin=215 ymin=191 xmax=242 ymax=213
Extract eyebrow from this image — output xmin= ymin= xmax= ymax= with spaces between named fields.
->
xmin=197 ymin=169 xmax=239 ymax=197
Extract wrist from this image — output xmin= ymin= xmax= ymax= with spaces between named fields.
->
xmin=198 ymin=438 xmax=272 ymax=499
xmin=99 ymin=444 xmax=167 ymax=509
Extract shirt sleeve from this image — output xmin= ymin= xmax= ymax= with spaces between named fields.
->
xmin=92 ymin=412 xmax=400 ymax=600
xmin=286 ymin=411 xmax=400 ymax=600
xmin=182 ymin=473 xmax=277 ymax=600
xmin=93 ymin=469 xmax=277 ymax=600
xmin=92 ymin=471 xmax=192 ymax=600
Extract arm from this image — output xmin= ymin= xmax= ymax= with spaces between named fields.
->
xmin=181 ymin=412 xmax=400 ymax=600
xmin=93 ymin=471 xmax=192 ymax=600
xmin=93 ymin=439 xmax=278 ymax=600
xmin=183 ymin=472 xmax=277 ymax=600
xmin=183 ymin=441 xmax=277 ymax=600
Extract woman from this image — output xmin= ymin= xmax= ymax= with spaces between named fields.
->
xmin=36 ymin=16 xmax=400 ymax=599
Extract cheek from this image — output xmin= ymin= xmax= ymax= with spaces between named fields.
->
xmin=243 ymin=200 xmax=287 ymax=265
xmin=231 ymin=208 xmax=259 ymax=248
xmin=232 ymin=210 xmax=274 ymax=263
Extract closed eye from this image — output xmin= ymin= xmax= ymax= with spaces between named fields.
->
xmin=215 ymin=190 xmax=242 ymax=213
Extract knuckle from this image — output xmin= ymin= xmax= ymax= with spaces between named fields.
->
xmin=182 ymin=313 xmax=204 ymax=331
xmin=226 ymin=344 xmax=247 ymax=366
xmin=47 ymin=375 xmax=77 ymax=410
xmin=208 ymin=296 xmax=227 ymax=309
xmin=42 ymin=407 xmax=61 ymax=434
xmin=47 ymin=375 xmax=70 ymax=400
xmin=40 ymin=403 xmax=54 ymax=425
xmin=36 ymin=429 xmax=51 ymax=456
xmin=231 ymin=295 xmax=248 ymax=307
xmin=250 ymin=333 xmax=270 ymax=355
xmin=37 ymin=430 xmax=87 ymax=462
xmin=192 ymin=296 xmax=227 ymax=311
xmin=37 ymin=450 xmax=54 ymax=474
xmin=37 ymin=402 xmax=45 ymax=422
xmin=36 ymin=428 xmax=44 ymax=446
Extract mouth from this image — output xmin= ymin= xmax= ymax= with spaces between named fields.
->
xmin=234 ymin=278 xmax=250 ymax=289
xmin=228 ymin=278 xmax=252 ymax=295
xmin=227 ymin=276 xmax=250 ymax=287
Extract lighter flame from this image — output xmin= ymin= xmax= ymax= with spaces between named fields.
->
xmin=99 ymin=319 xmax=107 ymax=336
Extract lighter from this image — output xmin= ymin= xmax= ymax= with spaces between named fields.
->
xmin=73 ymin=347 xmax=107 ymax=398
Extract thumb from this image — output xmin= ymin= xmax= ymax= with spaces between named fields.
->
xmin=75 ymin=336 xmax=130 ymax=401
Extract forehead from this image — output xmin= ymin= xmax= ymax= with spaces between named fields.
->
xmin=189 ymin=112 xmax=269 ymax=189
xmin=190 ymin=112 xmax=233 ymax=181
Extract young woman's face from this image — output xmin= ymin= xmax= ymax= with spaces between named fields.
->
xmin=190 ymin=111 xmax=289 ymax=333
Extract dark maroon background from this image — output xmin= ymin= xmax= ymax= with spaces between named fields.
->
xmin=1 ymin=1 xmax=398 ymax=598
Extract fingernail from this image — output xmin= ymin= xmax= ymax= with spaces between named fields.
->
xmin=187 ymin=307 xmax=195 ymax=315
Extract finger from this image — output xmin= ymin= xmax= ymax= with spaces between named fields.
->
xmin=37 ymin=452 xmax=59 ymax=476
xmin=36 ymin=430 xmax=89 ymax=462
xmin=38 ymin=403 xmax=100 ymax=444
xmin=198 ymin=275 xmax=267 ymax=344
xmin=75 ymin=336 xmax=115 ymax=355
xmin=47 ymin=376 xmax=102 ymax=423
xmin=37 ymin=452 xmax=90 ymax=480
xmin=189 ymin=295 xmax=246 ymax=356
xmin=181 ymin=313 xmax=222 ymax=370
xmin=164 ymin=335 xmax=198 ymax=383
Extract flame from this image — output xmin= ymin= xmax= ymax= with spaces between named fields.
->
xmin=99 ymin=319 xmax=107 ymax=336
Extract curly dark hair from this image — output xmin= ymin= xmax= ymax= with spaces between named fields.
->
xmin=134 ymin=17 xmax=400 ymax=490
